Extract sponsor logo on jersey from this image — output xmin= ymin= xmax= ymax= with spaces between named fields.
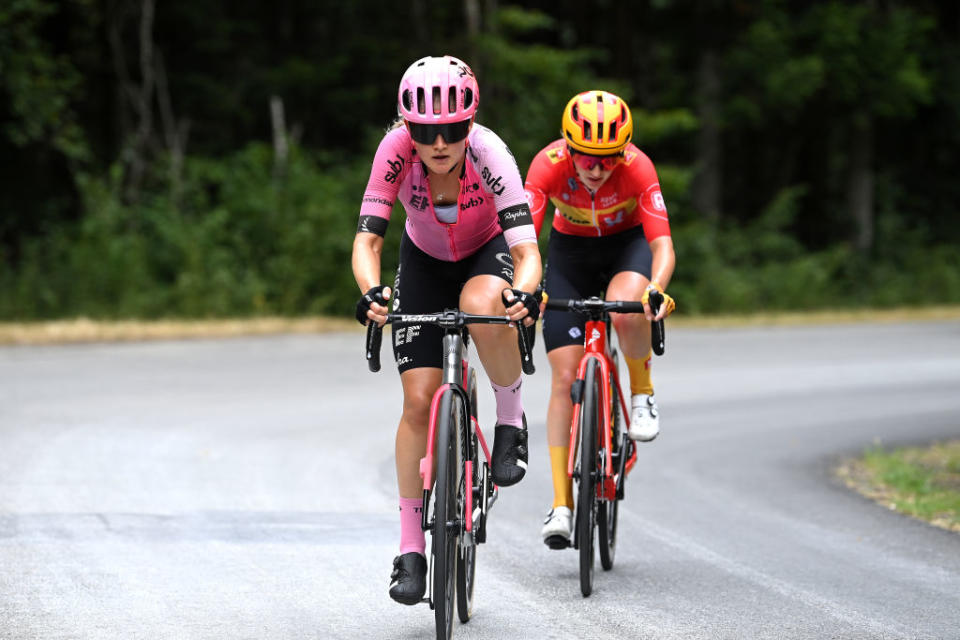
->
xmin=546 ymin=147 xmax=567 ymax=164
xmin=599 ymin=193 xmax=620 ymax=208
xmin=603 ymin=210 xmax=625 ymax=227
xmin=481 ymin=166 xmax=506 ymax=196
xmin=460 ymin=195 xmax=485 ymax=210
xmin=362 ymin=196 xmax=393 ymax=207
xmin=651 ymin=189 xmax=666 ymax=211
xmin=384 ymin=154 xmax=404 ymax=183
xmin=409 ymin=194 xmax=429 ymax=211
xmin=567 ymin=178 xmax=579 ymax=192
xmin=568 ymin=327 xmax=582 ymax=339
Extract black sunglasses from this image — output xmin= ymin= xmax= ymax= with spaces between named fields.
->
xmin=407 ymin=119 xmax=472 ymax=145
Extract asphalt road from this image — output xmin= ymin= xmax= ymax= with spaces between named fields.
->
xmin=2 ymin=322 xmax=959 ymax=639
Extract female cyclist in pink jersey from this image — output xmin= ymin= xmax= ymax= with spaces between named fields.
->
xmin=351 ymin=55 xmax=542 ymax=604
xmin=524 ymin=90 xmax=677 ymax=548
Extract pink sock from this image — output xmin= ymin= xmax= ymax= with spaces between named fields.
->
xmin=399 ymin=497 xmax=426 ymax=556
xmin=491 ymin=376 xmax=524 ymax=428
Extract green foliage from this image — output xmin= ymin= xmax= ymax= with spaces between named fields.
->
xmin=862 ymin=442 xmax=960 ymax=527
xmin=1 ymin=1 xmax=958 ymax=320
xmin=0 ymin=144 xmax=381 ymax=319
xmin=0 ymin=0 xmax=88 ymax=160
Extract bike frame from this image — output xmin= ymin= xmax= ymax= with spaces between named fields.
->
xmin=567 ymin=319 xmax=638 ymax=501
xmin=419 ymin=331 xmax=495 ymax=534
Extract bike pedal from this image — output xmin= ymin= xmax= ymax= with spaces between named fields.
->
xmin=544 ymin=535 xmax=571 ymax=550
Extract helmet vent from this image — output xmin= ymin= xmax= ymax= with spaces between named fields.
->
xmin=609 ymin=121 xmax=617 ymax=140
xmin=416 ymin=88 xmax=426 ymax=115
xmin=402 ymin=89 xmax=413 ymax=112
xmin=583 ymin=121 xmax=592 ymax=141
xmin=448 ymin=87 xmax=457 ymax=113
xmin=597 ymin=122 xmax=604 ymax=142
xmin=432 ymin=87 xmax=441 ymax=115
xmin=464 ymin=88 xmax=474 ymax=110
xmin=571 ymin=104 xmax=580 ymax=122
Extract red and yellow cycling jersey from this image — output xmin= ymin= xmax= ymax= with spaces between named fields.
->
xmin=524 ymin=139 xmax=671 ymax=241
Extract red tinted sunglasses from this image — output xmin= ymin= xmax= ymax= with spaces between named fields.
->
xmin=570 ymin=149 xmax=622 ymax=172
xmin=407 ymin=119 xmax=472 ymax=145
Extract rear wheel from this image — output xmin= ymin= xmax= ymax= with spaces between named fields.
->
xmin=577 ymin=359 xmax=600 ymax=597
xmin=457 ymin=371 xmax=479 ymax=623
xmin=434 ymin=391 xmax=463 ymax=640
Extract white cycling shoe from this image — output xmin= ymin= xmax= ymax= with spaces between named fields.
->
xmin=541 ymin=506 xmax=573 ymax=549
xmin=629 ymin=393 xmax=660 ymax=441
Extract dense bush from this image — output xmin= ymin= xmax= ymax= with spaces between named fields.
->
xmin=2 ymin=140 xmax=957 ymax=320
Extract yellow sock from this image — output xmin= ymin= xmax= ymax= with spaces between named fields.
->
xmin=625 ymin=349 xmax=654 ymax=396
xmin=549 ymin=446 xmax=574 ymax=509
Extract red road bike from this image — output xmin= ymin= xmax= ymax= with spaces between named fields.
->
xmin=543 ymin=291 xmax=665 ymax=596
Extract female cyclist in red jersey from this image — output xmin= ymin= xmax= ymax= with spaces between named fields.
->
xmin=352 ymin=55 xmax=542 ymax=603
xmin=524 ymin=90 xmax=676 ymax=548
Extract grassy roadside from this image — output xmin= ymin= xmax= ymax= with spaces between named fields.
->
xmin=0 ymin=316 xmax=361 ymax=345
xmin=837 ymin=441 xmax=960 ymax=534
xmin=3 ymin=305 xmax=960 ymax=346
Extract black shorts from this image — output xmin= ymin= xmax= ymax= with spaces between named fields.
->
xmin=541 ymin=227 xmax=652 ymax=353
xmin=391 ymin=231 xmax=514 ymax=373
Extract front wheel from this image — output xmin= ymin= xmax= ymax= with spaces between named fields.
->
xmin=598 ymin=494 xmax=618 ymax=571
xmin=456 ymin=370 xmax=479 ymax=623
xmin=599 ymin=365 xmax=621 ymax=571
xmin=576 ymin=359 xmax=600 ymax=597
xmin=433 ymin=390 xmax=463 ymax=640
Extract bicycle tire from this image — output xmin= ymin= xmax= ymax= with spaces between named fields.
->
xmin=434 ymin=390 xmax=462 ymax=640
xmin=599 ymin=356 xmax=620 ymax=571
xmin=598 ymin=486 xmax=618 ymax=571
xmin=456 ymin=369 xmax=479 ymax=623
xmin=577 ymin=359 xmax=600 ymax=597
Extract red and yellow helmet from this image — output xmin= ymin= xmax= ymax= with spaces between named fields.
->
xmin=561 ymin=90 xmax=633 ymax=155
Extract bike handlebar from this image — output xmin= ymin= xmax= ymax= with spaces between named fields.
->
xmin=544 ymin=294 xmax=666 ymax=356
xmin=648 ymin=290 xmax=666 ymax=356
xmin=365 ymin=310 xmax=536 ymax=374
xmin=544 ymin=297 xmax=647 ymax=314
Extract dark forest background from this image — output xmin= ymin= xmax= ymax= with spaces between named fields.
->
xmin=2 ymin=0 xmax=958 ymax=319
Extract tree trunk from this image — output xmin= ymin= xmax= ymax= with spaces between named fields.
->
xmin=270 ymin=95 xmax=288 ymax=182
xmin=848 ymin=118 xmax=874 ymax=252
xmin=125 ymin=0 xmax=156 ymax=204
xmin=692 ymin=49 xmax=722 ymax=223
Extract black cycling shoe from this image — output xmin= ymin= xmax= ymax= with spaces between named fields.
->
xmin=389 ymin=552 xmax=427 ymax=605
xmin=490 ymin=415 xmax=528 ymax=487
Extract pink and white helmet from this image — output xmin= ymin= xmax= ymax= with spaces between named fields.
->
xmin=398 ymin=55 xmax=479 ymax=124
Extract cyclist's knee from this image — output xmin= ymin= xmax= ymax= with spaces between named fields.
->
xmin=550 ymin=366 xmax=578 ymax=395
xmin=612 ymin=311 xmax=648 ymax=336
xmin=400 ymin=389 xmax=433 ymax=430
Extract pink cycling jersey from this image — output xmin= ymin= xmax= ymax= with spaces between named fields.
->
xmin=358 ymin=124 xmax=536 ymax=262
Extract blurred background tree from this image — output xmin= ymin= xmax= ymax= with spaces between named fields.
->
xmin=1 ymin=0 xmax=957 ymax=319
